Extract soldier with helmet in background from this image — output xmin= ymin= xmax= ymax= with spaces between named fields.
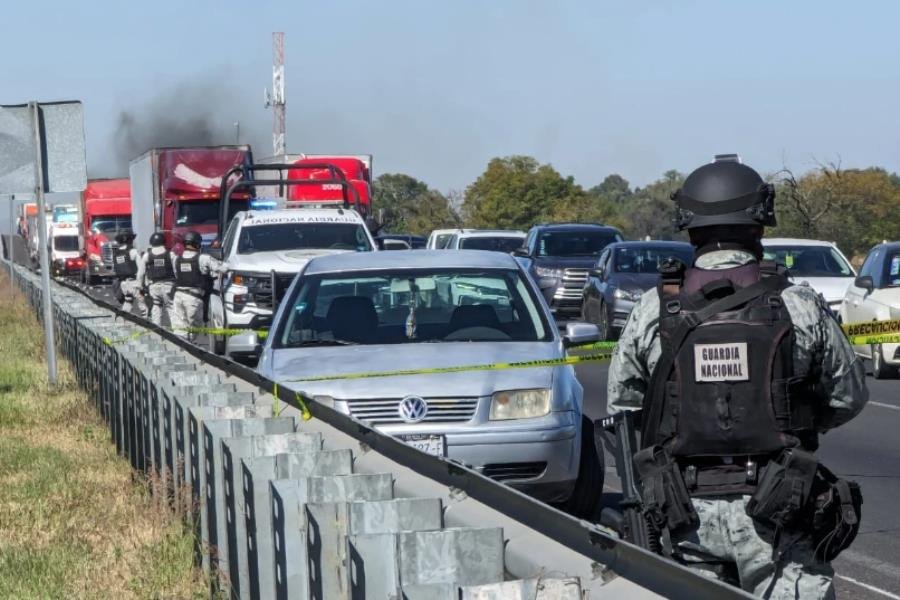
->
xmin=171 ymin=231 xmax=224 ymax=340
xmin=606 ymin=155 xmax=867 ymax=598
xmin=111 ymin=231 xmax=147 ymax=318
xmin=141 ymin=231 xmax=175 ymax=327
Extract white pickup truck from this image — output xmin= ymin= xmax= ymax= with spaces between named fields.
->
xmin=208 ymin=205 xmax=377 ymax=356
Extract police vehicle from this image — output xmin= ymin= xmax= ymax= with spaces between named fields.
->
xmin=207 ymin=200 xmax=377 ymax=355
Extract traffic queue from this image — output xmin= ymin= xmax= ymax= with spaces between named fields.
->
xmin=28 ymin=149 xmax=876 ymax=597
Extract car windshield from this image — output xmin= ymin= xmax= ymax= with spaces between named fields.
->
xmin=238 ymin=223 xmax=372 ymax=254
xmin=459 ymin=237 xmax=525 ymax=253
xmin=276 ymin=268 xmax=552 ymax=347
xmin=612 ymin=246 xmax=694 ymax=274
xmin=434 ymin=233 xmax=454 ymax=249
xmin=763 ymin=245 xmax=853 ymax=277
xmin=537 ymin=230 xmax=620 ymax=257
xmin=53 ymin=235 xmax=79 ymax=251
xmin=90 ymin=215 xmax=132 ymax=234
xmin=175 ymin=199 xmax=250 ymax=226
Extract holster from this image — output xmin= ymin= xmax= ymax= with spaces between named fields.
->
xmin=746 ymin=447 xmax=818 ymax=530
xmin=633 ymin=445 xmax=699 ymax=536
xmin=810 ymin=464 xmax=862 ymax=561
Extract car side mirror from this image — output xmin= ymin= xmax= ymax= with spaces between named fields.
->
xmin=513 ymin=247 xmax=531 ymax=258
xmin=854 ymin=275 xmax=874 ymax=292
xmin=227 ymin=331 xmax=261 ymax=365
xmin=207 ymin=247 xmax=223 ymax=260
xmin=591 ymin=267 xmax=604 ymax=278
xmin=562 ymin=322 xmax=601 ymax=348
xmin=375 ymin=239 xmax=385 ymax=251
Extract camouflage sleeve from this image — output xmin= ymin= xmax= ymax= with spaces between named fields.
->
xmin=782 ymin=286 xmax=868 ymax=430
xmin=606 ymin=290 xmax=661 ymax=414
xmin=199 ymin=254 xmax=225 ymax=276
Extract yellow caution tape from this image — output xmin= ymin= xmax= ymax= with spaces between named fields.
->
xmin=182 ymin=326 xmax=269 ymax=339
xmin=287 ymin=351 xmax=615 ymax=383
xmin=842 ymin=319 xmax=900 ymax=338
xmin=845 ymin=333 xmax=900 ymax=346
xmin=271 ymin=382 xmax=312 ymax=420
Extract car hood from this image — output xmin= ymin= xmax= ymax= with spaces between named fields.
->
xmin=533 ymin=256 xmax=598 ymax=270
xmin=789 ymin=277 xmax=854 ymax=304
xmin=267 ymin=341 xmax=559 ymax=399
xmin=609 ymin=273 xmax=658 ymax=291
xmin=229 ymin=248 xmax=354 ymax=273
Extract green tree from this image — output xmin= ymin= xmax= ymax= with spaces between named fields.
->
xmin=622 ymin=170 xmax=685 ymax=240
xmin=770 ymin=164 xmax=900 ymax=258
xmin=372 ymin=173 xmax=461 ymax=235
xmin=462 ymin=156 xmax=584 ymax=229
xmin=588 ymin=174 xmax=633 ymax=204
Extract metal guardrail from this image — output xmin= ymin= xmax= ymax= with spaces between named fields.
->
xmin=1 ymin=256 xmax=752 ymax=600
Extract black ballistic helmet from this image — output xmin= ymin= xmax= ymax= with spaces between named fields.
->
xmin=114 ymin=231 xmax=135 ymax=245
xmin=149 ymin=232 xmax=165 ymax=247
xmin=183 ymin=231 xmax=202 ymax=249
xmin=672 ymin=155 xmax=776 ymax=230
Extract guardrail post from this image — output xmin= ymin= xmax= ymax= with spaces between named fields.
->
xmin=201 ymin=417 xmax=299 ymax=589
xmin=271 ymin=474 xmax=394 ymax=600
xmin=222 ymin=432 xmax=324 ymax=600
xmin=242 ymin=449 xmax=355 ymax=600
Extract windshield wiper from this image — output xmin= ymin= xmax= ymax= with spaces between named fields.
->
xmin=293 ymin=339 xmax=359 ymax=347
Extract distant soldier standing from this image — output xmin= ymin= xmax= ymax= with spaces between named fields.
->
xmin=142 ymin=232 xmax=175 ymax=327
xmin=172 ymin=231 xmax=223 ymax=340
xmin=112 ymin=231 xmax=147 ymax=317
xmin=607 ymin=155 xmax=867 ymax=598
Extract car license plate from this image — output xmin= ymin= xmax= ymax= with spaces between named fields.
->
xmin=399 ymin=434 xmax=446 ymax=457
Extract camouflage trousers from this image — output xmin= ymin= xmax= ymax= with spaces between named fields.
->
xmin=673 ymin=496 xmax=834 ymax=599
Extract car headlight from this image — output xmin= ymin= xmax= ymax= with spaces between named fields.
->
xmin=230 ymin=271 xmax=266 ymax=289
xmin=614 ymin=288 xmax=642 ymax=301
xmin=490 ymin=389 xmax=551 ymax=420
xmin=534 ymin=266 xmax=563 ymax=278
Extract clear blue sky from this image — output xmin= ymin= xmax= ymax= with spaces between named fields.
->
xmin=3 ymin=0 xmax=899 ymax=194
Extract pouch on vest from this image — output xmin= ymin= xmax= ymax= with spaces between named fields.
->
xmin=811 ymin=464 xmax=862 ymax=561
xmin=633 ymin=445 xmax=699 ymax=536
xmin=746 ymin=447 xmax=818 ymax=530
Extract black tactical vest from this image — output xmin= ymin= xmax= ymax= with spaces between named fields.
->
xmin=175 ymin=253 xmax=204 ymax=289
xmin=146 ymin=248 xmax=174 ymax=282
xmin=642 ymin=262 xmax=819 ymax=462
xmin=112 ymin=246 xmax=137 ymax=279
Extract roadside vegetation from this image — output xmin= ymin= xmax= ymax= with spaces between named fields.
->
xmin=0 ymin=272 xmax=208 ymax=599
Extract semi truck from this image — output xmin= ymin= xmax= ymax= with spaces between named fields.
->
xmin=80 ymin=178 xmax=132 ymax=285
xmin=129 ymin=146 xmax=253 ymax=253
xmin=253 ymin=154 xmax=373 ymax=216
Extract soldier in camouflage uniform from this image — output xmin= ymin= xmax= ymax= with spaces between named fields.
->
xmin=607 ymin=156 xmax=867 ymax=599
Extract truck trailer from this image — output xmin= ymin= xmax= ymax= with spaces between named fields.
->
xmin=80 ymin=178 xmax=132 ymax=285
xmin=129 ymin=146 xmax=252 ymax=253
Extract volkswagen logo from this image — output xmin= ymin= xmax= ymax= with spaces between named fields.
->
xmin=398 ymin=396 xmax=428 ymax=423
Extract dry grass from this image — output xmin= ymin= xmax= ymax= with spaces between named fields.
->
xmin=0 ymin=271 xmax=210 ymax=599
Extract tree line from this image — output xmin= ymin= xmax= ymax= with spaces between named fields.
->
xmin=373 ymin=156 xmax=900 ymax=259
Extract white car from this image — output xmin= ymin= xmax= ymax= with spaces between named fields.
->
xmin=426 ymin=228 xmax=459 ymax=249
xmin=841 ymin=241 xmax=900 ymax=378
xmin=762 ymin=238 xmax=856 ymax=315
xmin=208 ymin=206 xmax=377 ymax=355
xmin=445 ymin=229 xmax=527 ymax=254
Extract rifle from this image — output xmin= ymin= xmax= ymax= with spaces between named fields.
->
xmin=598 ymin=410 xmax=662 ymax=553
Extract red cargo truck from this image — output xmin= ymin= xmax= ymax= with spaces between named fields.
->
xmin=80 ymin=179 xmax=132 ymax=285
xmin=129 ymin=146 xmax=252 ymax=253
xmin=286 ymin=155 xmax=372 ymax=215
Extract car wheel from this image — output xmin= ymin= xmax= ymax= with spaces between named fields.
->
xmin=559 ymin=416 xmax=605 ymax=519
xmin=872 ymin=344 xmax=898 ymax=379
xmin=597 ymin=302 xmax=610 ymax=340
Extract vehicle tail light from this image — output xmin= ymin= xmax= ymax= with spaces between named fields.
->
xmin=65 ymin=257 xmax=85 ymax=270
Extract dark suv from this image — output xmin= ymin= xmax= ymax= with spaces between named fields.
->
xmin=515 ymin=223 xmax=623 ymax=316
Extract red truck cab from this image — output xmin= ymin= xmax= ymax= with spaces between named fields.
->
xmin=80 ymin=179 xmax=132 ymax=284
xmin=286 ymin=155 xmax=372 ymax=216
xmin=130 ymin=146 xmax=252 ymax=253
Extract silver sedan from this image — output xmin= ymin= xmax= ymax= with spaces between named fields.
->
xmin=252 ymin=250 xmax=604 ymax=515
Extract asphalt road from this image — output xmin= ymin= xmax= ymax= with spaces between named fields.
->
xmin=576 ymin=361 xmax=900 ymax=600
